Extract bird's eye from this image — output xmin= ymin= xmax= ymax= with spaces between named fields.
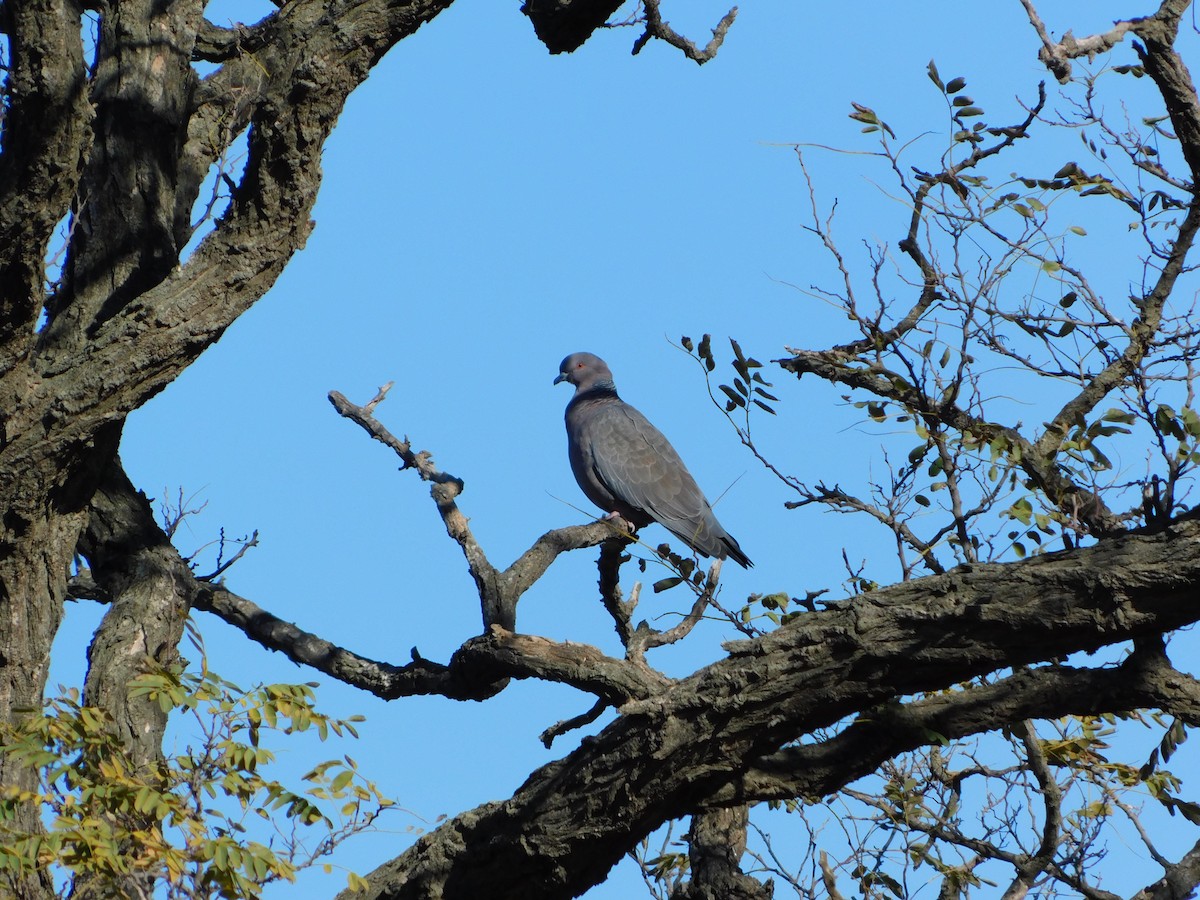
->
xmin=577 ymin=362 xmax=585 ymax=369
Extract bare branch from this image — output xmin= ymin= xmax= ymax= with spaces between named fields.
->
xmin=541 ymin=699 xmax=609 ymax=748
xmin=330 ymin=386 xmax=621 ymax=631
xmin=633 ymin=1 xmax=737 ymax=65
xmin=1020 ymin=0 xmax=1138 ymax=83
xmin=999 ymin=721 xmax=1063 ymax=898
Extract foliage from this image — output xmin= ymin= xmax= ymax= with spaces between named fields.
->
xmin=0 ymin=648 xmax=393 ymax=899
xmin=648 ymin=41 xmax=1200 ymax=899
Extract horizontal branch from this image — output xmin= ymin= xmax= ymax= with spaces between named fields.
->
xmin=347 ymin=519 xmax=1200 ymax=899
xmin=776 ymin=350 xmax=1122 ymax=533
xmin=734 ymin=640 xmax=1199 ymax=804
xmin=77 ymin=460 xmax=661 ymax=706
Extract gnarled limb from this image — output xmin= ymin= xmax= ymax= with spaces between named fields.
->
xmin=343 ymin=521 xmax=1200 ymax=900
xmin=76 ymin=456 xmax=669 ymax=707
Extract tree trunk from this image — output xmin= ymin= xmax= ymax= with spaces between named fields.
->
xmin=0 ymin=479 xmax=98 ymax=898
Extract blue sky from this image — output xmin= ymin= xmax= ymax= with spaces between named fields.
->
xmin=49 ymin=0 xmax=1200 ymax=895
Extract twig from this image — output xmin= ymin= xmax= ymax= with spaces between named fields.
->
xmin=541 ymin=699 xmax=609 ymax=748
xmin=198 ymin=528 xmax=259 ymax=582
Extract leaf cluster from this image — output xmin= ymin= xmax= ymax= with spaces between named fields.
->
xmin=0 ymin=662 xmax=393 ymax=898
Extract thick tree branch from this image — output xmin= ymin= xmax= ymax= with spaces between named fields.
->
xmin=671 ymin=807 xmax=772 ymax=900
xmin=0 ymin=0 xmax=454 ymax=492
xmin=735 ymin=643 xmax=1194 ymax=804
xmin=346 ymin=521 xmax=1200 ymax=899
xmin=74 ymin=454 xmax=195 ymax=900
xmin=42 ymin=0 xmax=205 ymax=352
xmin=1131 ymin=838 xmax=1200 ymax=900
xmin=0 ymin=0 xmax=89 ymax=361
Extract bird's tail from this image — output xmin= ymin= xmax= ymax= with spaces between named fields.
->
xmin=721 ymin=535 xmax=753 ymax=569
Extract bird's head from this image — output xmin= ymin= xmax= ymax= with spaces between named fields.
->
xmin=554 ymin=352 xmax=615 ymax=392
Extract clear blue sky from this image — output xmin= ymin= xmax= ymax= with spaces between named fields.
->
xmin=50 ymin=1 xmax=1200 ymax=895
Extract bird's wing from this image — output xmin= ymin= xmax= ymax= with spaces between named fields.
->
xmin=587 ymin=401 xmax=726 ymax=556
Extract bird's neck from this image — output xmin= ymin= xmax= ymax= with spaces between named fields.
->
xmin=578 ymin=382 xmax=618 ymax=399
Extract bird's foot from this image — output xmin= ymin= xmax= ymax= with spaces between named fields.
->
xmin=601 ymin=511 xmax=638 ymax=533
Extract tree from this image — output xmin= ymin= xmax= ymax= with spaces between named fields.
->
xmin=0 ymin=0 xmax=736 ymax=895
xmin=4 ymin=1 xmax=1200 ymax=899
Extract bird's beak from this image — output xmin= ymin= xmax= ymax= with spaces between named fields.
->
xmin=553 ymin=372 xmax=567 ymax=385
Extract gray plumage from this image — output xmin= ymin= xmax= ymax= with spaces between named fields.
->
xmin=555 ymin=352 xmax=752 ymax=568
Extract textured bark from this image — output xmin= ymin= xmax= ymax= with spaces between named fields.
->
xmin=67 ymin=459 xmax=195 ymax=900
xmin=671 ymin=808 xmax=773 ymax=900
xmin=0 ymin=0 xmax=91 ymax=355
xmin=80 ymin=459 xmax=192 ymax=760
xmin=341 ymin=521 xmax=1200 ymax=900
xmin=0 ymin=4 xmax=739 ymax=893
xmin=0 ymin=492 xmax=86 ymax=898
xmin=44 ymin=0 xmax=204 ymax=349
xmin=6 ymin=1 xmax=1199 ymax=899
xmin=0 ymin=3 xmax=451 ymax=897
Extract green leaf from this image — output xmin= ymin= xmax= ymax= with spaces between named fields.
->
xmin=1182 ymin=406 xmax=1200 ymax=437
xmin=945 ymin=76 xmax=967 ymax=93
xmin=1009 ymin=497 xmax=1033 ymax=525
xmin=653 ymin=577 xmax=684 ymax=593
xmin=849 ymin=102 xmax=878 ymax=125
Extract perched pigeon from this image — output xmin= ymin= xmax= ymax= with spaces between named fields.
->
xmin=555 ymin=352 xmax=752 ymax=568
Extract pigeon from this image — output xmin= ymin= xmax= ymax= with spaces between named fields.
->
xmin=555 ymin=352 xmax=752 ymax=568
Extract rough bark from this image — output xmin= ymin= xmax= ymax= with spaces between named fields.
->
xmin=64 ymin=459 xmax=195 ymax=899
xmin=0 ymin=492 xmax=87 ymax=898
xmin=0 ymin=0 xmax=91 ymax=356
xmin=339 ymin=520 xmax=1200 ymax=900
xmin=0 ymin=3 xmax=454 ymax=897
xmin=6 ymin=1 xmax=1199 ymax=898
xmin=79 ymin=459 xmax=193 ymax=761
xmin=671 ymin=808 xmax=773 ymax=900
